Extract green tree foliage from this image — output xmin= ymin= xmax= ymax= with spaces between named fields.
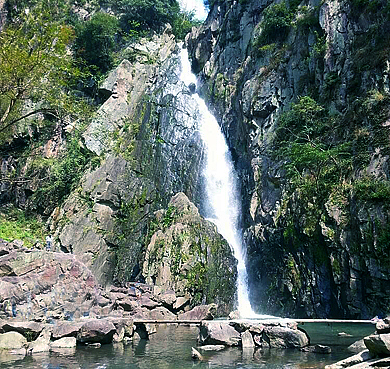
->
xmin=275 ymin=97 xmax=352 ymax=237
xmin=172 ymin=10 xmax=202 ymax=40
xmin=74 ymin=12 xmax=119 ymax=74
xmin=254 ymin=1 xmax=294 ymax=48
xmin=0 ymin=0 xmax=78 ymax=143
xmin=101 ymin=0 xmax=180 ymax=33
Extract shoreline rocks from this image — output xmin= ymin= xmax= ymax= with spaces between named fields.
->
xmin=326 ymin=317 xmax=390 ymax=368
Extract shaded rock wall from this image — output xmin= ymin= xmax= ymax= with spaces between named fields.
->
xmin=187 ymin=0 xmax=390 ymax=318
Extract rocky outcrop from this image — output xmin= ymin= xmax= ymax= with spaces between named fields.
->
xmin=142 ymin=193 xmax=237 ymax=315
xmin=51 ymin=30 xmax=207 ymax=288
xmin=326 ymin=317 xmax=390 ymax=368
xmin=187 ymin=0 xmax=390 ymax=318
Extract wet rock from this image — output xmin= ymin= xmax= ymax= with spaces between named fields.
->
xmin=28 ymin=327 xmax=51 ymax=353
xmin=0 ymin=331 xmax=27 ymax=350
xmin=191 ymin=347 xmax=204 ymax=361
xmin=50 ymin=337 xmax=77 ymax=349
xmin=325 ymin=350 xmax=373 ymax=368
xmin=228 ymin=310 xmax=240 ymax=320
xmin=348 ymin=339 xmax=366 ymax=353
xmin=376 ymin=318 xmax=390 ymax=334
xmin=198 ymin=321 xmax=241 ymax=346
xmin=77 ymin=319 xmax=116 ymax=344
xmin=301 ymin=344 xmax=331 ymax=354
xmin=263 ymin=326 xmax=309 ymax=348
xmin=241 ymin=330 xmax=255 ymax=348
xmin=197 ymin=344 xmax=225 ymax=351
xmin=364 ymin=334 xmax=390 ymax=356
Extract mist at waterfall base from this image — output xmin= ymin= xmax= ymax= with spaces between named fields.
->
xmin=180 ymin=48 xmax=270 ymax=319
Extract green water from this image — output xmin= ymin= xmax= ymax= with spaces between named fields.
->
xmin=0 ymin=323 xmax=375 ymax=369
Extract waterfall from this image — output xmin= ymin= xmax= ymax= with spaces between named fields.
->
xmin=179 ymin=48 xmax=257 ymax=318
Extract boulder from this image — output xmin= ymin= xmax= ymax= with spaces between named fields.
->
xmin=364 ymin=334 xmax=390 ymax=356
xmin=263 ymin=326 xmax=309 ymax=348
xmin=228 ymin=310 xmax=240 ymax=320
xmin=28 ymin=328 xmax=52 ymax=353
xmin=178 ymin=304 xmax=217 ymax=321
xmin=301 ymin=344 xmax=331 ymax=354
xmin=139 ymin=295 xmax=160 ymax=310
xmin=0 ymin=320 xmax=44 ymax=339
xmin=50 ymin=337 xmax=77 ymax=349
xmin=52 ymin=321 xmax=83 ymax=339
xmin=0 ymin=331 xmax=27 ymax=350
xmin=324 ymin=350 xmax=373 ymax=368
xmin=77 ymin=319 xmax=116 ymax=344
xmin=173 ymin=295 xmax=190 ymax=311
xmin=241 ymin=330 xmax=255 ymax=348
xmin=147 ymin=307 xmax=176 ymax=320
xmin=198 ymin=321 xmax=241 ymax=346
xmin=348 ymin=339 xmax=366 ymax=353
xmin=376 ymin=318 xmax=390 ymax=334
xmin=159 ymin=290 xmax=177 ymax=307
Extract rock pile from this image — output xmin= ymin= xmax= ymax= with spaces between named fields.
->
xmin=0 ymin=239 xmax=217 ymax=324
xmin=326 ymin=317 xmax=390 ymax=368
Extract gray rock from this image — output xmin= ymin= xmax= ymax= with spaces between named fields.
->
xmin=0 ymin=320 xmax=44 ymax=339
xmin=348 ymin=339 xmax=366 ymax=353
xmin=77 ymin=319 xmax=116 ymax=344
xmin=324 ymin=350 xmax=373 ymax=368
xmin=50 ymin=337 xmax=77 ymax=349
xmin=0 ymin=331 xmax=27 ymax=350
xmin=364 ymin=334 xmax=390 ymax=356
xmin=191 ymin=347 xmax=203 ymax=361
xmin=241 ymin=330 xmax=255 ymax=348
xmin=197 ymin=344 xmax=225 ymax=351
xmin=376 ymin=319 xmax=390 ymax=334
xmin=198 ymin=321 xmax=241 ymax=346
xmin=52 ymin=321 xmax=84 ymax=339
xmin=178 ymin=304 xmax=217 ymax=321
xmin=263 ymin=326 xmax=309 ymax=348
xmin=28 ymin=327 xmax=52 ymax=353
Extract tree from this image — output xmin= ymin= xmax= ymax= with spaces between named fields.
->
xmin=74 ymin=12 xmax=119 ymax=74
xmin=116 ymin=0 xmax=180 ymax=32
xmin=0 ymin=0 xmax=76 ymax=142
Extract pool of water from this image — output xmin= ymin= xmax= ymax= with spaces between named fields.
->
xmin=0 ymin=323 xmax=375 ymax=369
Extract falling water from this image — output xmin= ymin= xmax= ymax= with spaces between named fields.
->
xmin=179 ymin=48 xmax=257 ymax=318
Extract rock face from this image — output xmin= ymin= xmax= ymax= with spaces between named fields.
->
xmin=187 ymin=0 xmax=390 ymax=318
xmin=142 ymin=193 xmax=237 ymax=315
xmin=51 ymin=29 xmax=209 ymax=290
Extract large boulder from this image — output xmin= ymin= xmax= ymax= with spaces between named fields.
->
xmin=198 ymin=321 xmax=241 ymax=346
xmin=0 ymin=320 xmax=44 ymax=340
xmin=178 ymin=304 xmax=217 ymax=321
xmin=263 ymin=326 xmax=309 ymax=348
xmin=376 ymin=318 xmax=390 ymax=334
xmin=0 ymin=331 xmax=27 ymax=350
xmin=28 ymin=328 xmax=51 ymax=353
xmin=364 ymin=334 xmax=390 ymax=356
xmin=77 ymin=319 xmax=116 ymax=344
xmin=52 ymin=321 xmax=84 ymax=339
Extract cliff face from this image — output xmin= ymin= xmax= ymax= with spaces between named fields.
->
xmin=187 ymin=0 xmax=390 ymax=318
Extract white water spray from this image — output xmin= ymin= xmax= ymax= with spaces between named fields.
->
xmin=180 ymin=49 xmax=257 ymax=318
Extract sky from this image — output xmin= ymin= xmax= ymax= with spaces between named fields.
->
xmin=179 ymin=0 xmax=208 ymax=20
